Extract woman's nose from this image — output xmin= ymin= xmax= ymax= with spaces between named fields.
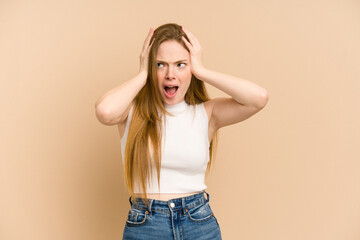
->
xmin=166 ymin=66 xmax=175 ymax=79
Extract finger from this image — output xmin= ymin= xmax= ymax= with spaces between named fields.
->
xmin=185 ymin=29 xmax=202 ymax=49
xmin=182 ymin=26 xmax=201 ymax=49
xmin=141 ymin=37 xmax=155 ymax=62
xmin=142 ymin=28 xmax=154 ymax=51
xmin=187 ymin=31 xmax=201 ymax=48
xmin=181 ymin=35 xmax=193 ymax=52
xmin=181 ymin=26 xmax=194 ymax=44
xmin=147 ymin=37 xmax=155 ymax=53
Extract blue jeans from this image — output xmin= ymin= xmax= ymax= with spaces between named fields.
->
xmin=122 ymin=190 xmax=222 ymax=240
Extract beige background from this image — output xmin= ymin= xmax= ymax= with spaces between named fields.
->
xmin=1 ymin=0 xmax=360 ymax=239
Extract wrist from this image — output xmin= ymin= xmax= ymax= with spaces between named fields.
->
xmin=192 ymin=66 xmax=207 ymax=79
xmin=136 ymin=70 xmax=148 ymax=86
xmin=138 ymin=69 xmax=148 ymax=78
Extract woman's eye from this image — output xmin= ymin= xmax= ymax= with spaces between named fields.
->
xmin=177 ymin=63 xmax=186 ymax=67
xmin=157 ymin=63 xmax=164 ymax=67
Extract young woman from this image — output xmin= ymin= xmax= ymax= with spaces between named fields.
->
xmin=95 ymin=23 xmax=268 ymax=240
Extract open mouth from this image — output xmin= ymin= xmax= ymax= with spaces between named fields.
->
xmin=164 ymin=86 xmax=179 ymax=98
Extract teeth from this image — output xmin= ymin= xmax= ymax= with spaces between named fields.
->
xmin=166 ymin=86 xmax=177 ymax=88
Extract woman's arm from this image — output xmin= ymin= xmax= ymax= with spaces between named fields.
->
xmin=95 ymin=28 xmax=154 ymax=126
xmin=194 ymin=68 xmax=268 ymax=109
xmin=194 ymin=68 xmax=268 ymax=130
xmin=181 ymin=27 xmax=268 ymax=130
xmin=95 ymin=71 xmax=147 ymax=125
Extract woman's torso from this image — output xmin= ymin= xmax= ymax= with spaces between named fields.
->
xmin=118 ymin=101 xmax=215 ymax=200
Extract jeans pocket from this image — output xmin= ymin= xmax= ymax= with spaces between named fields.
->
xmin=186 ymin=202 xmax=215 ymax=223
xmin=126 ymin=208 xmax=148 ymax=227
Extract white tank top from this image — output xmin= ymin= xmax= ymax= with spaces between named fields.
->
xmin=120 ymin=101 xmax=210 ymax=193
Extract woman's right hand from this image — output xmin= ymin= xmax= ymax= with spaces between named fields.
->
xmin=139 ymin=28 xmax=154 ymax=74
xmin=95 ymin=28 xmax=155 ymax=126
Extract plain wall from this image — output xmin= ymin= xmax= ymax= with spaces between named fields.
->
xmin=1 ymin=0 xmax=360 ymax=239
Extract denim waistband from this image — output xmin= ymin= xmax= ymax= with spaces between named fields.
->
xmin=129 ymin=190 xmax=210 ymax=215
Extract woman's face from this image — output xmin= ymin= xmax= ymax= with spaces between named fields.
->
xmin=156 ymin=40 xmax=192 ymax=105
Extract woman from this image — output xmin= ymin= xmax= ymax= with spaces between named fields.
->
xmin=95 ymin=23 xmax=268 ymax=240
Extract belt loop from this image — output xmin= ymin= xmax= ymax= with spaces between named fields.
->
xmin=203 ymin=190 xmax=210 ymax=202
xmin=129 ymin=196 xmax=133 ymax=206
xmin=148 ymin=199 xmax=154 ymax=214
xmin=182 ymin=197 xmax=186 ymax=215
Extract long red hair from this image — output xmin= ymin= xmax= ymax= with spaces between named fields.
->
xmin=124 ymin=23 xmax=218 ymax=206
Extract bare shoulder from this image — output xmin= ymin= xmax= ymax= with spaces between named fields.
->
xmin=204 ymin=97 xmax=262 ymax=131
xmin=203 ymin=97 xmax=231 ymax=120
xmin=203 ymin=97 xmax=231 ymax=125
xmin=203 ymin=100 xmax=215 ymax=121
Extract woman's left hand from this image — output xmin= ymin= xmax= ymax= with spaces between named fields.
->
xmin=181 ymin=26 xmax=205 ymax=78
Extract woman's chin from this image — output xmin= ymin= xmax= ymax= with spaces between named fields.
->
xmin=163 ymin=99 xmax=176 ymax=105
xmin=162 ymin=97 xmax=183 ymax=106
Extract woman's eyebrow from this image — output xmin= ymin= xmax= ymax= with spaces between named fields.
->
xmin=156 ymin=59 xmax=189 ymax=63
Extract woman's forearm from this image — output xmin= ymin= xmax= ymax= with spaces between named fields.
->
xmin=95 ymin=71 xmax=147 ymax=125
xmin=195 ymin=67 xmax=268 ymax=109
xmin=95 ymin=28 xmax=154 ymax=126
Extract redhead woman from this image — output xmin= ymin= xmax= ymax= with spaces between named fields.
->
xmin=95 ymin=23 xmax=268 ymax=240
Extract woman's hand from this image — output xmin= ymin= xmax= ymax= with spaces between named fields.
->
xmin=139 ymin=28 xmax=155 ymax=74
xmin=181 ymin=26 xmax=205 ymax=78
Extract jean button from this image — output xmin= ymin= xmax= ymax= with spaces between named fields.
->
xmin=170 ymin=202 xmax=175 ymax=208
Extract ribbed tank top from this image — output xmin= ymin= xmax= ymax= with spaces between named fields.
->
xmin=120 ymin=101 xmax=210 ymax=193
